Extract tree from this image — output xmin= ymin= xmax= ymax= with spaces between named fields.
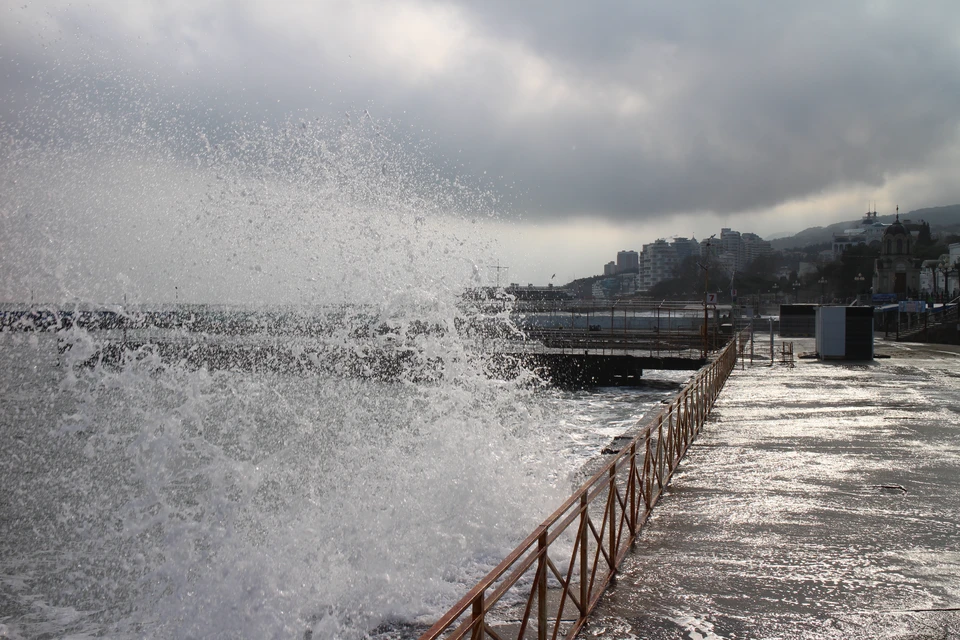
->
xmin=917 ymin=221 xmax=933 ymax=246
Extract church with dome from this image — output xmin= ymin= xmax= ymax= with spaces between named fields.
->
xmin=873 ymin=214 xmax=922 ymax=298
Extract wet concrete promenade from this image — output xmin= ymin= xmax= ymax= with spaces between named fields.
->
xmin=583 ymin=338 xmax=960 ymax=639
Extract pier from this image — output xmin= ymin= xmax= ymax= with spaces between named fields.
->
xmin=585 ymin=337 xmax=960 ymax=638
xmin=420 ymin=333 xmax=960 ymax=639
xmin=6 ymin=302 xmax=720 ymax=386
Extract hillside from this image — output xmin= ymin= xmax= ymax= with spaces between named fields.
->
xmin=769 ymin=204 xmax=960 ymax=250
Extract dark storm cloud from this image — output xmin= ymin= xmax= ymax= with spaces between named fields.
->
xmin=427 ymin=1 xmax=960 ymax=216
xmin=3 ymin=1 xmax=960 ymax=223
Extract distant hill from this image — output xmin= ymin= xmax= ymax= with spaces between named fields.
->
xmin=770 ymin=204 xmax=960 ymax=251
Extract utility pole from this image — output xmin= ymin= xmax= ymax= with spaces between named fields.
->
xmin=703 ymin=264 xmax=709 ymax=357
xmin=489 ymin=260 xmax=509 ymax=289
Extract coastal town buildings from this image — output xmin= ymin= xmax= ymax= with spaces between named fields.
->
xmin=832 ymin=209 xmax=887 ymax=257
xmin=926 ymin=243 xmax=960 ymax=297
xmin=671 ymin=237 xmax=700 ymax=263
xmin=697 ymin=228 xmax=771 ymax=275
xmin=873 ymin=216 xmax=922 ymax=297
xmin=720 ymin=228 xmax=742 ymax=270
xmin=598 ymin=228 xmax=770 ymax=296
xmin=639 ymin=239 xmax=677 ymax=290
xmin=741 ymin=233 xmax=771 ymax=266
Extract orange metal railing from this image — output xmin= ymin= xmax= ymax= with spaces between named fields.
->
xmin=421 ymin=327 xmax=749 ymax=640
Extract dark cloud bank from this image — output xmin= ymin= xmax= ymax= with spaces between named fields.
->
xmin=3 ymin=1 xmax=960 ymax=225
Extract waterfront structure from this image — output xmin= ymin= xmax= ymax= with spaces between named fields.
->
xmin=873 ymin=216 xmax=922 ymax=297
xmin=587 ymin=341 xmax=960 ymax=638
xmin=816 ymin=306 xmax=874 ymax=360
xmin=503 ymin=283 xmax=575 ymax=301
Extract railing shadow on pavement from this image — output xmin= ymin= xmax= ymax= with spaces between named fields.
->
xmin=420 ymin=327 xmax=751 ymax=640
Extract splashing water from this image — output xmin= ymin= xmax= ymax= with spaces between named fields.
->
xmin=0 ymin=70 xmax=570 ymax=639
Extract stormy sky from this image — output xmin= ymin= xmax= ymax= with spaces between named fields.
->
xmin=3 ymin=1 xmax=960 ymax=294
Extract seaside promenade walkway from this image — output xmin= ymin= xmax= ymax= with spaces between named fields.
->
xmin=583 ymin=337 xmax=960 ymax=639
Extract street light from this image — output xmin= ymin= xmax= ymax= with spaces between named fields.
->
xmin=818 ymin=277 xmax=828 ymax=305
xmin=772 ymin=282 xmax=779 ymax=307
xmin=792 ymin=281 xmax=800 ymax=303
xmin=698 ymin=234 xmax=716 ymax=357
xmin=854 ymin=273 xmax=865 ymax=304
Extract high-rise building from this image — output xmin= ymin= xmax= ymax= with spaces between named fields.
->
xmin=616 ymin=250 xmax=640 ymax=273
xmin=700 ymin=237 xmax=719 ymax=259
xmin=671 ymin=237 xmax=700 ymax=263
xmin=640 ymin=239 xmax=678 ymax=289
xmin=603 ymin=261 xmax=617 ymax=276
xmin=740 ymin=232 xmax=772 ymax=266
xmin=720 ymin=228 xmax=742 ymax=271
xmin=701 ymin=228 xmax=771 ymax=273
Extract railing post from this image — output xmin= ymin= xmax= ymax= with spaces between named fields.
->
xmin=538 ymin=531 xmax=548 ymax=640
xmin=579 ymin=493 xmax=588 ymax=614
xmin=642 ymin=431 xmax=653 ymax=509
xmin=471 ymin=590 xmax=484 ymax=640
xmin=670 ymin=408 xmax=678 ymax=462
xmin=608 ymin=465 xmax=617 ymax=573
xmin=656 ymin=414 xmax=665 ymax=489
xmin=629 ymin=442 xmax=637 ymax=538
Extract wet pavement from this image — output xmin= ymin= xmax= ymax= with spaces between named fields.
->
xmin=583 ymin=338 xmax=960 ymax=639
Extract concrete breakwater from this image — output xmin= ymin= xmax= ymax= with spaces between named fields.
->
xmin=57 ymin=338 xmax=706 ymax=388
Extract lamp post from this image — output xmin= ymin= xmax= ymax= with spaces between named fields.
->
xmin=936 ymin=260 xmax=954 ymax=303
xmin=698 ymin=234 xmax=715 ymax=358
xmin=854 ymin=273 xmax=865 ymax=304
xmin=792 ymin=281 xmax=800 ymax=304
xmin=818 ymin=277 xmax=828 ymax=305
xmin=772 ymin=282 xmax=779 ymax=308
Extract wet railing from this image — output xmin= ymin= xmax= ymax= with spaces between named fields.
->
xmin=421 ymin=327 xmax=750 ymax=640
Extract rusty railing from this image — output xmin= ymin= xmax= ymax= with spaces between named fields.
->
xmin=421 ymin=327 xmax=750 ymax=640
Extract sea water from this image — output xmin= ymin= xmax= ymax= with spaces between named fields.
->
xmin=0 ymin=328 xmax=686 ymax=639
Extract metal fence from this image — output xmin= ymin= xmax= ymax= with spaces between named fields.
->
xmin=421 ymin=327 xmax=750 ymax=640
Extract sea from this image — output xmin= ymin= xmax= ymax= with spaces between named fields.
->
xmin=0 ymin=320 xmax=690 ymax=639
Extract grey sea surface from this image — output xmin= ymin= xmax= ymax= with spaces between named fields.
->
xmin=0 ymin=330 xmax=687 ymax=639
